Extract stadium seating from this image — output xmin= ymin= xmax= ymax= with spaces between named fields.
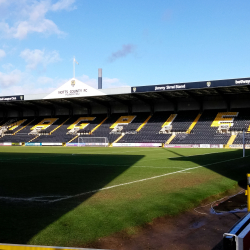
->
xmin=70 ymin=114 xmax=127 ymax=143
xmin=0 ymin=117 xmax=40 ymax=142
xmin=171 ymin=110 xmax=234 ymax=145
xmin=120 ymin=112 xmax=172 ymax=143
xmin=0 ymin=109 xmax=250 ymax=145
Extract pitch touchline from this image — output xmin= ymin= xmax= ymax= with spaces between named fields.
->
xmin=168 ymin=151 xmax=224 ymax=159
xmin=0 ymin=160 xmax=185 ymax=169
xmin=0 ymin=156 xmax=246 ymax=203
xmin=49 ymin=156 xmax=246 ymax=203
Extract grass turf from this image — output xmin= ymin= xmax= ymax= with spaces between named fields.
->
xmin=0 ymin=146 xmax=249 ymax=246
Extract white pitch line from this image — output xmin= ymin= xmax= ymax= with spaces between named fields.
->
xmin=0 ymin=195 xmax=66 ymax=202
xmin=133 ymin=166 xmax=186 ymax=169
xmin=138 ymin=151 xmax=227 ymax=162
xmin=168 ymin=151 xmax=224 ymax=159
xmin=0 ymin=156 xmax=247 ymax=203
xmin=49 ymin=156 xmax=247 ymax=203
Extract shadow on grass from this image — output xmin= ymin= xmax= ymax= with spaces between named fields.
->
xmin=0 ymin=152 xmax=144 ymax=244
xmin=0 ymin=148 xmax=249 ymax=246
xmin=163 ymin=148 xmax=184 ymax=157
xmin=167 ymin=149 xmax=249 ymax=250
xmin=167 ymin=149 xmax=250 ymax=184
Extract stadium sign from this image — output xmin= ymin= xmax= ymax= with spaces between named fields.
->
xmin=0 ymin=95 xmax=24 ymax=102
xmin=131 ymin=77 xmax=250 ymax=93
xmin=44 ymin=78 xmax=106 ymax=99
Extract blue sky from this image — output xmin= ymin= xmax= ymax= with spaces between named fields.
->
xmin=0 ymin=0 xmax=250 ymax=95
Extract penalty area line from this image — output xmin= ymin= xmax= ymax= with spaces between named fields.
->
xmin=50 ymin=156 xmax=247 ymax=203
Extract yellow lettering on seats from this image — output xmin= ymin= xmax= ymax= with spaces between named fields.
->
xmin=67 ymin=117 xmax=96 ymax=130
xmin=211 ymin=112 xmax=238 ymax=127
xmin=162 ymin=114 xmax=177 ymax=127
xmin=31 ymin=118 xmax=58 ymax=130
xmin=9 ymin=119 xmax=27 ymax=130
xmin=110 ymin=115 xmax=136 ymax=129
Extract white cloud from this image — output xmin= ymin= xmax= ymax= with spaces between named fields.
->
xmin=51 ymin=0 xmax=76 ymax=11
xmin=0 ymin=70 xmax=68 ymax=95
xmin=78 ymin=75 xmax=130 ymax=89
xmin=0 ymin=49 xmax=6 ymax=59
xmin=78 ymin=74 xmax=98 ymax=88
xmin=0 ymin=69 xmax=23 ymax=88
xmin=0 ymin=0 xmax=8 ymax=5
xmin=14 ymin=19 xmax=62 ymax=39
xmin=0 ymin=0 xmax=76 ymax=39
xmin=20 ymin=49 xmax=61 ymax=70
xmin=103 ymin=77 xmax=130 ymax=88
xmin=0 ymin=68 xmax=129 ymax=96
xmin=2 ymin=63 xmax=14 ymax=71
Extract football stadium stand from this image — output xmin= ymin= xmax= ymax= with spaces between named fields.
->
xmin=0 ymin=109 xmax=248 ymax=145
xmin=1 ymin=77 xmax=250 ymax=147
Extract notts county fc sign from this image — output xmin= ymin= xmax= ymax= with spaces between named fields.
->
xmin=43 ymin=78 xmax=106 ymax=99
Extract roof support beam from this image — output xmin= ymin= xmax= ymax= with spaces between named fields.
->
xmin=0 ymin=103 xmax=23 ymax=117
xmin=87 ymin=97 xmax=111 ymax=116
xmin=184 ymin=91 xmax=203 ymax=112
xmin=46 ymin=100 xmax=73 ymax=116
xmin=29 ymin=101 xmax=56 ymax=116
xmin=0 ymin=104 xmax=9 ymax=117
xmin=214 ymin=89 xmax=231 ymax=111
xmin=108 ymin=96 xmax=132 ymax=114
xmin=65 ymin=98 xmax=92 ymax=115
xmin=133 ymin=94 xmax=154 ymax=114
xmin=15 ymin=101 xmax=39 ymax=117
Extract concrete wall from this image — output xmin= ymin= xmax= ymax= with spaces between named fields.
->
xmin=112 ymin=103 xmax=128 ymax=113
xmin=231 ymin=98 xmax=250 ymax=109
xmin=154 ymin=101 xmax=174 ymax=112
xmin=91 ymin=104 xmax=107 ymax=114
xmin=132 ymin=102 xmax=150 ymax=112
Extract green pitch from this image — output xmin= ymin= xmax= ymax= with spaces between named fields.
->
xmin=0 ymin=146 xmax=249 ymax=246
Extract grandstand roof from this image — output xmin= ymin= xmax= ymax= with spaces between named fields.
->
xmin=1 ymin=77 xmax=250 ymax=113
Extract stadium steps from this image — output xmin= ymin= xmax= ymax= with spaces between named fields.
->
xmin=186 ymin=113 xmax=202 ymax=134
xmin=13 ymin=119 xmax=35 ymax=135
xmin=225 ymin=134 xmax=237 ymax=148
xmin=111 ymin=134 xmax=125 ymax=146
xmin=136 ymin=115 xmax=152 ymax=132
xmin=166 ymin=134 xmax=176 ymax=144
xmin=50 ymin=117 xmax=70 ymax=134
xmin=7 ymin=119 xmax=27 ymax=132
xmin=68 ymin=135 xmax=78 ymax=143
xmin=90 ymin=117 xmax=108 ymax=133
xmin=28 ymin=135 xmax=40 ymax=142
xmin=162 ymin=114 xmax=177 ymax=128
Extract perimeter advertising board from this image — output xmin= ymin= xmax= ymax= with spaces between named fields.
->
xmin=112 ymin=143 xmax=162 ymax=147
xmin=131 ymin=78 xmax=250 ymax=93
xmin=164 ymin=144 xmax=224 ymax=148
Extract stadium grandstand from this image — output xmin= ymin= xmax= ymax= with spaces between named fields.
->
xmin=1 ymin=76 xmax=250 ymax=148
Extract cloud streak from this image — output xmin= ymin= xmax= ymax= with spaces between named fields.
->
xmin=108 ymin=44 xmax=136 ymax=62
xmin=20 ymin=49 xmax=61 ymax=70
xmin=0 ymin=49 xmax=6 ymax=59
xmin=0 ymin=69 xmax=23 ymax=88
xmin=0 ymin=0 xmax=76 ymax=39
